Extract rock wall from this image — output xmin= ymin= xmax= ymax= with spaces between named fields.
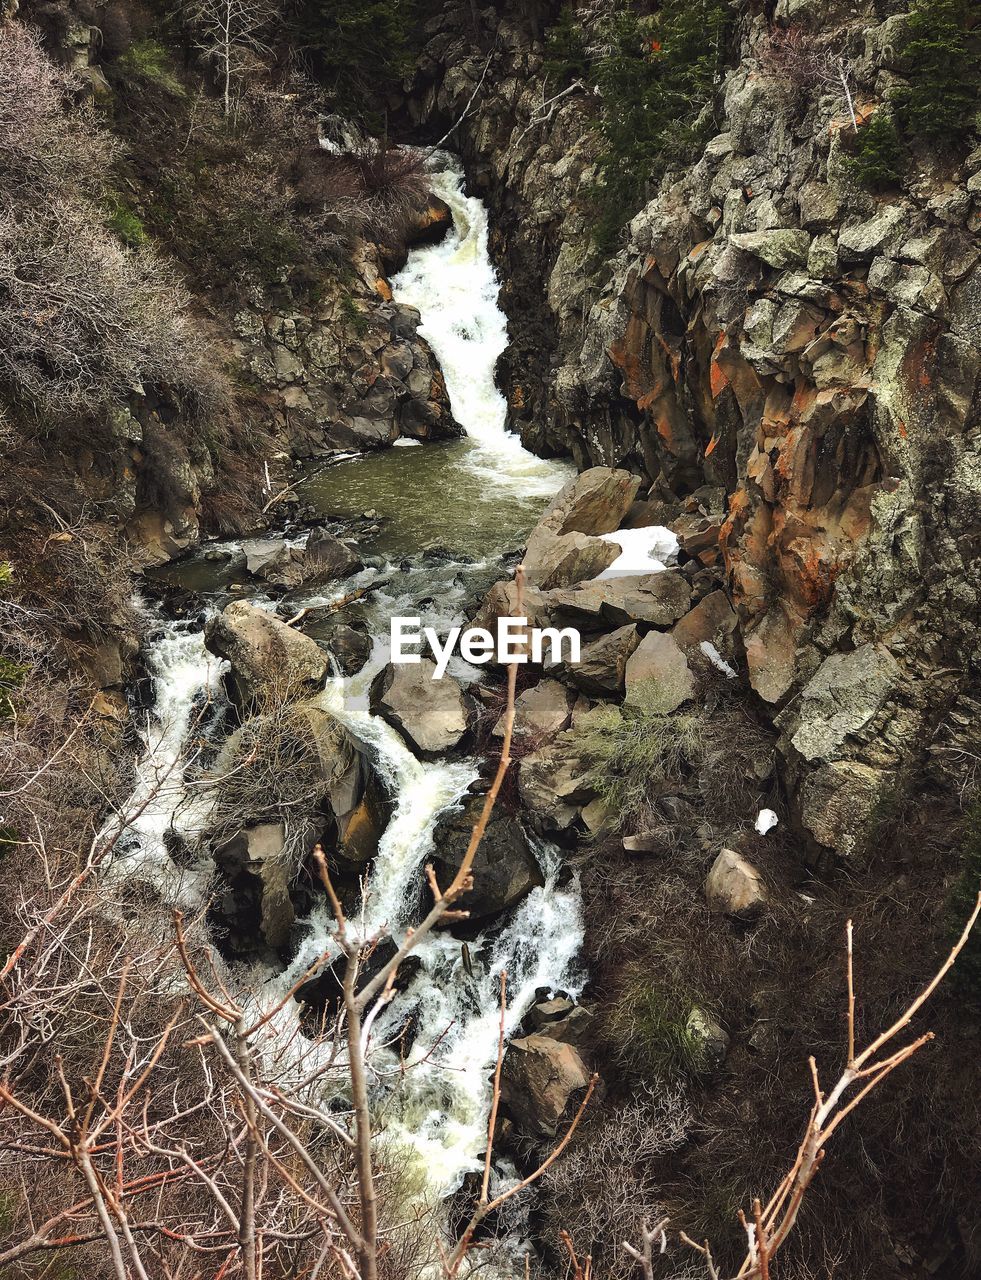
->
xmin=407 ymin=0 xmax=981 ymax=860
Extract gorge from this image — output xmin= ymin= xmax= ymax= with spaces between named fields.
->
xmin=1 ymin=3 xmax=980 ymax=1279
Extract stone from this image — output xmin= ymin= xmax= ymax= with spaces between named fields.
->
xmin=672 ymin=590 xmax=738 ymax=655
xmin=536 ymin=466 xmax=642 ymax=537
xmin=523 ymin=527 xmax=620 ymax=591
xmin=545 ymin=571 xmax=692 ymax=630
xmin=243 ymin=538 xmax=292 ymax=579
xmin=782 ymin=644 xmax=901 ymax=764
xmin=304 ymin=527 xmax=363 ymax=579
xmin=369 ymin=659 xmax=471 ymax=757
xmin=867 ymin=257 xmax=946 ymax=315
xmin=798 ymin=760 xmax=890 ymax=858
xmin=501 ymin=1034 xmax=591 ymax=1137
xmin=214 ymin=823 xmax=293 ymax=951
xmin=798 ymin=181 xmax=841 ymax=230
xmin=550 ymin=624 xmax=640 ymax=694
xmin=431 ymin=796 xmax=544 ymax=920
xmin=686 ymin=1006 xmax=730 ymax=1071
xmin=730 ymin=229 xmax=811 ymax=270
xmin=336 ymin=773 xmax=391 ymax=863
xmin=205 ymin=602 xmax=329 ymax=710
xmin=837 ymin=208 xmax=905 ymax=261
xmin=624 ymin=632 xmax=695 ymax=712
xmin=704 ymin=849 xmax=767 ymax=921
xmin=519 ymin=730 xmax=597 ymax=831
xmin=493 ymin=678 xmax=574 ymax=739
xmin=323 ymin=623 xmax=372 ymax=675
xmin=292 ymin=701 xmax=366 ymax=826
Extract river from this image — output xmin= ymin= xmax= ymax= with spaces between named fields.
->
xmin=110 ymin=154 xmax=583 ymax=1215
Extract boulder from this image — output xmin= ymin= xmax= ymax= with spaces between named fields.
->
xmin=290 ymin=700 xmax=366 ymax=827
xmin=369 ymin=659 xmax=471 ymax=757
xmin=493 ymin=678 xmax=574 ymax=739
xmin=671 ymin=590 xmax=738 ymax=655
xmin=431 ymin=796 xmax=544 ymax=920
xmin=549 ymin=624 xmax=640 ymax=694
xmin=519 ymin=729 xmax=597 ymax=832
xmin=779 ymin=644 xmax=901 ymax=764
xmin=536 ymin=467 xmax=642 ymax=537
xmin=214 ymin=823 xmax=293 ymax=951
xmin=336 ymin=772 xmax=391 ymax=864
xmin=730 ymin=229 xmax=811 ymax=269
xmin=501 ymin=1034 xmax=591 ymax=1137
xmin=704 ymin=849 xmax=767 ymax=921
xmin=797 ymin=760 xmax=890 ymax=858
xmin=545 ymin=571 xmax=692 ymax=630
xmin=525 ymin=997 xmax=595 ymax=1047
xmin=624 ymin=632 xmax=695 ymax=712
xmin=205 ymin=602 xmax=329 ymax=710
xmin=243 ymin=538 xmax=292 ymax=580
xmin=303 ymin=527 xmax=363 ymax=580
xmin=322 ymin=623 xmax=372 ymax=675
xmin=524 ymin=467 xmax=640 ymax=589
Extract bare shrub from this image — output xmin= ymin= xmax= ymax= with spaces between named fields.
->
xmin=541 ymin=1085 xmax=694 ymax=1278
xmin=0 ymin=199 xmax=228 ymax=421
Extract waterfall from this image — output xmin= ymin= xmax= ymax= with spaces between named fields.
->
xmin=115 ymin=154 xmax=584 ymax=1208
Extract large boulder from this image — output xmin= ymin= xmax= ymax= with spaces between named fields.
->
xmin=704 ymin=849 xmax=767 ymax=921
xmin=548 ymin=624 xmax=640 ymax=694
xmin=524 ymin=467 xmax=641 ymax=589
xmin=624 ymin=632 xmax=696 ymax=712
xmin=431 ymin=796 xmax=544 ymax=920
xmin=369 ymin=659 xmax=472 ymax=757
xmin=205 ymin=602 xmax=329 ymax=710
xmin=545 ymin=571 xmax=692 ymax=630
xmin=493 ymin=678 xmax=574 ymax=739
xmin=501 ymin=1035 xmax=591 ymax=1137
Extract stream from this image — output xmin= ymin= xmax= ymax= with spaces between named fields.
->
xmin=112 ymin=155 xmax=585 ymax=1210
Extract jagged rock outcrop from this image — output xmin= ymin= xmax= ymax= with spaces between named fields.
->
xmin=411 ymin=2 xmax=981 ymax=861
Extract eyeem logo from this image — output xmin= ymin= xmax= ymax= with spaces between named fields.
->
xmin=391 ymin=617 xmax=580 ymax=679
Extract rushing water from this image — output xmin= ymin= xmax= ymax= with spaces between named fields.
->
xmin=117 ymin=154 xmax=583 ymax=1206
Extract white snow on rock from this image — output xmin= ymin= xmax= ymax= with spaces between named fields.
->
xmin=597 ymin=525 xmax=679 ymax=578
xmin=699 ymin=640 xmax=737 ymax=678
xmin=393 ymin=438 xmax=423 ymax=448
xmin=755 ymin=808 xmax=779 ymax=835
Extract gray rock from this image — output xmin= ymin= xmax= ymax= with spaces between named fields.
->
xmin=493 ymin=678 xmax=574 ymax=739
xmin=686 ymin=1006 xmax=730 ymax=1071
xmin=431 ymin=795 xmax=544 ymax=919
xmin=501 ymin=1035 xmax=591 ymax=1137
xmin=545 ymin=571 xmax=692 ymax=629
xmin=624 ymin=632 xmax=695 ymax=712
xmin=205 ymin=602 xmax=329 ymax=710
xmin=243 ymin=538 xmax=292 ymax=580
xmin=552 ymin=624 xmax=641 ymax=694
xmin=214 ymin=823 xmax=293 ymax=951
xmin=730 ymin=229 xmax=811 ymax=270
xmin=867 ymin=258 xmax=946 ymax=315
xmin=304 ymin=527 xmax=363 ymax=579
xmin=369 ymin=660 xmax=471 ymax=757
xmin=704 ymin=849 xmax=767 ymax=921
xmin=837 ymin=208 xmax=905 ymax=261
xmin=782 ymin=644 xmax=901 ymax=764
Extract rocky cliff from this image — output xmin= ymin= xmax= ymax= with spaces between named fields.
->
xmin=405 ymin=0 xmax=981 ymax=862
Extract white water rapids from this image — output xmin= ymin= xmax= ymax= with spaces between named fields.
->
xmin=112 ymin=155 xmax=584 ymax=1210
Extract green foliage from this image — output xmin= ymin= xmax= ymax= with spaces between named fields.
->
xmin=105 ymin=196 xmax=148 ymax=246
xmin=340 ymin=292 xmax=369 ymax=335
xmin=118 ymin=39 xmax=185 ymax=96
xmin=845 ymin=108 xmax=904 ymax=191
xmin=893 ymin=0 xmax=978 ymax=144
xmin=548 ymin=0 xmax=731 ymax=249
xmin=543 ymin=6 xmax=590 ymax=83
xmin=949 ymin=800 xmax=981 ymax=1003
xmin=606 ymin=973 xmax=710 ymax=1082
xmin=575 ymin=679 xmax=704 ymax=832
xmin=291 ymin=0 xmax=420 ymax=116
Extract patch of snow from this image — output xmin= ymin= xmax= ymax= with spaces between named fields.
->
xmin=755 ymin=808 xmax=779 ymax=835
xmin=596 ymin=525 xmax=679 ymax=578
xmin=393 ymin=438 xmax=424 ymax=448
xmin=700 ymin=640 xmax=737 ymax=679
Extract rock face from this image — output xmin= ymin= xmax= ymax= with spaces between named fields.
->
xmin=501 ymin=1034 xmax=591 ymax=1137
xmin=214 ymin=824 xmax=293 ymax=952
xmin=704 ymin=850 xmax=768 ymax=922
xmin=431 ymin=796 xmax=544 ymax=920
xmin=369 ymin=660 xmax=472 ymax=757
xmin=205 ymin=602 xmax=329 ymax=710
xmin=407 ymin=5 xmax=981 ymax=860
